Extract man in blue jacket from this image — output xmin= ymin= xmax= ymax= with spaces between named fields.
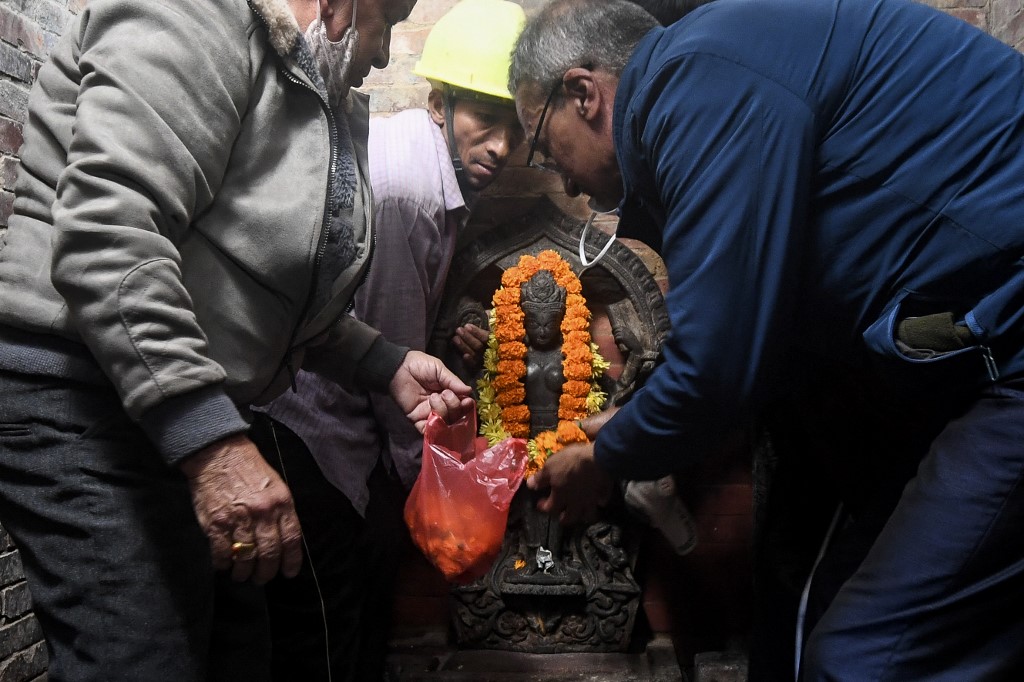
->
xmin=510 ymin=0 xmax=1024 ymax=678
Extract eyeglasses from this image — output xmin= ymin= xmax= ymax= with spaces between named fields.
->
xmin=525 ymin=80 xmax=563 ymax=174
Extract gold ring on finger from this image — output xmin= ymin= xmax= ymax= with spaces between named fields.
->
xmin=230 ymin=541 xmax=257 ymax=562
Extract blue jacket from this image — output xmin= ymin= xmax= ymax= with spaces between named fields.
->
xmin=595 ymin=0 xmax=1024 ymax=478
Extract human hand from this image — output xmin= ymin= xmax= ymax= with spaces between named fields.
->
xmin=180 ymin=434 xmax=302 ymax=584
xmin=578 ymin=405 xmax=620 ymax=440
xmin=451 ymin=323 xmax=490 ymax=369
xmin=390 ymin=350 xmax=474 ymax=432
xmin=526 ymin=441 xmax=613 ymax=524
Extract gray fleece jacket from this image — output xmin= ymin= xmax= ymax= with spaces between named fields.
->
xmin=0 ymin=0 xmax=405 ymax=464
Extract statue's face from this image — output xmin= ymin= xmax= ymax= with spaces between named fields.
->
xmin=525 ymin=308 xmax=564 ymax=349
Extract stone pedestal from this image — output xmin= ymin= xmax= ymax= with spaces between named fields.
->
xmin=386 ymin=632 xmax=686 ymax=682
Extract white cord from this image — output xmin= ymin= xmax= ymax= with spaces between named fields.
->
xmin=269 ymin=422 xmax=333 ymax=682
xmin=794 ymin=502 xmax=844 ymax=681
xmin=578 ymin=210 xmax=617 ymax=269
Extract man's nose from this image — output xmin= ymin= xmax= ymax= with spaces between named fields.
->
xmin=486 ymin=126 xmax=517 ymax=161
xmin=372 ymin=26 xmax=392 ymax=70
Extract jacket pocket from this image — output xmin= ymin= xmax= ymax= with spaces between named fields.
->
xmin=862 ymin=289 xmax=998 ymax=396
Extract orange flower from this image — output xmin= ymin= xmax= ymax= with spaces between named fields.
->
xmin=534 ymin=430 xmax=559 ymax=454
xmin=562 ymin=380 xmax=591 ymax=398
xmin=507 ymin=422 xmax=531 ymax=439
xmin=561 ymin=316 xmax=589 ymax=332
xmin=494 ymin=386 xmax=525 ymax=406
xmin=502 ymin=405 xmax=530 ymax=423
xmin=496 ymin=359 xmax=526 ymax=378
xmin=493 ymin=287 xmax=519 ymax=307
xmin=501 ymin=267 xmax=524 ymax=288
xmin=564 ymin=331 xmax=590 ymax=346
xmin=566 ymin=293 xmax=587 ymax=308
xmin=558 ymin=394 xmax=588 ymax=413
xmin=556 ymin=420 xmax=587 ymax=445
xmin=564 ymin=344 xmax=592 ymax=363
xmin=491 ymin=373 xmax=523 ymax=391
xmin=501 ymin=341 xmax=527 ymax=358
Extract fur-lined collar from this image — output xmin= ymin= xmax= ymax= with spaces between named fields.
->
xmin=248 ymin=0 xmax=303 ymax=57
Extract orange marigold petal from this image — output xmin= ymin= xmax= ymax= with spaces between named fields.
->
xmin=565 ymin=331 xmax=591 ymax=346
xmin=501 ymin=267 xmax=524 ymax=288
xmin=507 ymin=422 xmax=531 ymax=438
xmin=497 ymin=359 xmax=526 ymax=377
xmin=561 ymin=316 xmax=589 ymax=332
xmin=495 ymin=387 xmax=525 ymax=406
xmin=493 ymin=287 xmax=519 ymax=307
xmin=495 ymin=326 xmax=524 ymax=343
xmin=533 ymin=430 xmax=558 ymax=452
xmin=562 ymin=380 xmax=591 ymax=398
xmin=501 ymin=341 xmax=527 ymax=358
xmin=502 ymin=405 xmax=531 ymax=423
xmin=556 ymin=420 xmax=588 ymax=444
xmin=491 ymin=373 xmax=522 ymax=391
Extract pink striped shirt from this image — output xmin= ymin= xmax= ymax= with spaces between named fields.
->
xmin=257 ymin=109 xmax=467 ymax=514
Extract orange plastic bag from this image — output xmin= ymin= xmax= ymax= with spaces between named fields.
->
xmin=404 ymin=410 xmax=528 ymax=584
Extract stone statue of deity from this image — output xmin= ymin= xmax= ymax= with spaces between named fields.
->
xmin=522 ymin=270 xmax=566 ymax=436
xmin=510 ymin=269 xmax=579 ymax=580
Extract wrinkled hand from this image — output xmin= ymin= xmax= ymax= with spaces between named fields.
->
xmin=180 ymin=434 xmax=302 ymax=584
xmin=391 ymin=350 xmax=474 ymax=431
xmin=451 ymin=323 xmax=490 ymax=369
xmin=526 ymin=441 xmax=613 ymax=524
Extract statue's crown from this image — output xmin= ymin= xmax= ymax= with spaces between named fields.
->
xmin=520 ymin=269 xmax=566 ymax=312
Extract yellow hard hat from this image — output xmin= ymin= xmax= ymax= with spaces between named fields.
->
xmin=413 ymin=0 xmax=527 ymax=101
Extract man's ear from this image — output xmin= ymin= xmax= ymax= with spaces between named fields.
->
xmin=427 ymin=89 xmax=447 ymax=128
xmin=563 ymin=67 xmax=603 ymax=122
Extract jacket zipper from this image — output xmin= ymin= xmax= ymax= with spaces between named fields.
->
xmin=280 ymin=68 xmax=338 ymax=390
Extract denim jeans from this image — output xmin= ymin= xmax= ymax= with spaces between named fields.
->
xmin=0 ymin=370 xmax=269 ymax=682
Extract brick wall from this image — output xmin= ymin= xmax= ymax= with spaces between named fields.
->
xmin=0 ymin=0 xmax=1022 ymax=679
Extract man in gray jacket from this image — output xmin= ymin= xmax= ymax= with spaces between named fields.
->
xmin=0 ymin=0 xmax=469 ymax=679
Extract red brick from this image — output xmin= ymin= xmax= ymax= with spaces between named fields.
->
xmin=0 ymin=117 xmax=23 ymax=155
xmin=389 ymin=25 xmax=431 ymax=57
xmin=0 ymin=5 xmax=47 ymax=60
xmin=0 ymin=156 xmax=18 ymax=190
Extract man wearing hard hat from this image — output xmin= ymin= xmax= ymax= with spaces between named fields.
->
xmin=249 ymin=1 xmax=526 ymax=679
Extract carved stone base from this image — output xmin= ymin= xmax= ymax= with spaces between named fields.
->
xmin=450 ymin=490 xmax=641 ymax=653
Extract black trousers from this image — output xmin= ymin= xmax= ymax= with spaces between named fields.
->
xmin=0 ymin=370 xmax=269 ymax=682
xmin=250 ymin=413 xmax=409 ymax=682
xmin=752 ymin=374 xmax=1024 ymax=681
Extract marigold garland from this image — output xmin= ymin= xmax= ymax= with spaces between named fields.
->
xmin=477 ymin=250 xmax=610 ymax=478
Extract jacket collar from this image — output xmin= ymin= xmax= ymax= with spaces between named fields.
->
xmin=248 ymin=0 xmax=303 ymax=58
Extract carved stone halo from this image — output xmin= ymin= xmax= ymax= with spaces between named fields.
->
xmin=429 ymin=196 xmax=669 ymax=405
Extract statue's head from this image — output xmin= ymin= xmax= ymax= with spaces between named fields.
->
xmin=521 ymin=269 xmax=566 ymax=350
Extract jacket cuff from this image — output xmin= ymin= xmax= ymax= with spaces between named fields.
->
xmin=138 ymin=385 xmax=249 ymax=467
xmin=592 ymin=435 xmax=631 ymax=480
xmin=355 ymin=336 xmax=409 ymax=393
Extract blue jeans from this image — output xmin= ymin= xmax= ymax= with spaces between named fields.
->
xmin=0 ymin=370 xmax=269 ymax=682
xmin=801 ymin=378 xmax=1024 ymax=680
